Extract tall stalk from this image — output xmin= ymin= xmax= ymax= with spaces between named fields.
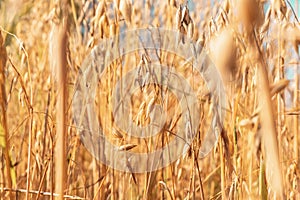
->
xmin=0 ymin=29 xmax=13 ymax=200
xmin=55 ymin=16 xmax=68 ymax=200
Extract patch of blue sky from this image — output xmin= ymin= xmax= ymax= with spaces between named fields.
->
xmin=290 ymin=0 xmax=300 ymax=16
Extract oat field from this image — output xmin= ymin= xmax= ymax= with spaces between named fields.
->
xmin=0 ymin=0 xmax=299 ymax=199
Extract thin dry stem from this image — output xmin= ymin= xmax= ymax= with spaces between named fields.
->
xmin=55 ymin=19 xmax=68 ymax=200
xmin=0 ymin=29 xmax=13 ymax=200
xmin=253 ymin=29 xmax=284 ymax=197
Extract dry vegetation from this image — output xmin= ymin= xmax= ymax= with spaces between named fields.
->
xmin=0 ymin=0 xmax=300 ymax=199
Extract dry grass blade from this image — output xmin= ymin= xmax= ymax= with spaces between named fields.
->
xmin=293 ymin=64 xmax=299 ymax=165
xmin=158 ymin=181 xmax=174 ymax=200
xmin=112 ymin=128 xmax=124 ymax=139
xmin=119 ymin=0 xmax=132 ymax=24
xmin=285 ymin=109 xmax=300 ymax=115
xmin=3 ymin=188 xmax=85 ymax=199
xmin=254 ymin=33 xmax=284 ymax=198
xmin=270 ymin=79 xmax=290 ymax=97
xmin=259 ymin=156 xmax=268 ymax=200
xmin=0 ymin=29 xmax=13 ymax=200
xmin=118 ymin=144 xmax=137 ymax=151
